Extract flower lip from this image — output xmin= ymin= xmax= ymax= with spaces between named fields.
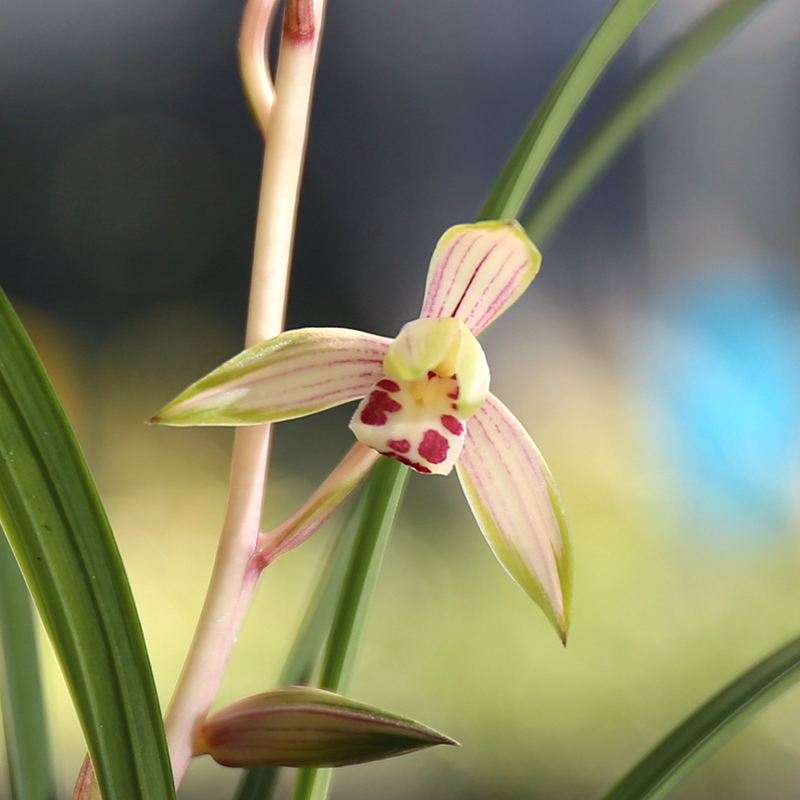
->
xmin=349 ymin=372 xmax=467 ymax=476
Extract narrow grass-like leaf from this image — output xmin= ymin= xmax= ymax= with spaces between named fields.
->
xmin=292 ymin=458 xmax=409 ymax=800
xmin=0 ymin=530 xmax=56 ymax=800
xmin=478 ymin=0 xmax=660 ymax=221
xmin=598 ymin=634 xmax=800 ymax=800
xmin=317 ymin=459 xmax=409 ymax=693
xmin=0 ymin=291 xmax=174 ymax=800
xmin=526 ymin=0 xmax=773 ymax=243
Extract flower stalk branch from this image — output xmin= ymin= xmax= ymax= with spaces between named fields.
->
xmin=162 ymin=0 xmax=328 ymax=785
xmin=239 ymin=0 xmax=280 ymax=138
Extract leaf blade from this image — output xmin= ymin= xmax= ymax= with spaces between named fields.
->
xmin=526 ymin=0 xmax=774 ymax=243
xmin=291 ymin=458 xmax=410 ymax=800
xmin=0 ymin=291 xmax=175 ymax=800
xmin=0 ymin=531 xmax=56 ymax=800
xmin=478 ymin=0 xmax=661 ymax=221
xmin=234 ymin=493 xmax=367 ymax=800
xmin=599 ymin=634 xmax=800 ymax=800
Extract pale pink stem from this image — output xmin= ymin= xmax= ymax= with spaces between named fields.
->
xmin=163 ymin=0 xmax=328 ymax=786
xmin=238 ymin=0 xmax=280 ymax=137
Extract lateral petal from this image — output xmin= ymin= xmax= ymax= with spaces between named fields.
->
xmin=455 ymin=394 xmax=571 ymax=641
xmin=151 ymin=328 xmax=391 ymax=426
xmin=420 ymin=220 xmax=541 ymax=336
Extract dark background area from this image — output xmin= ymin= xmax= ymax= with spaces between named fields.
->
xmin=0 ymin=0 xmax=646 ymax=347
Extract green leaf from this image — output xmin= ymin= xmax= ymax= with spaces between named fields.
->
xmin=292 ymin=458 xmax=409 ymax=800
xmin=0 ymin=530 xmax=56 ymax=800
xmin=478 ymin=0 xmax=661 ymax=221
xmin=599 ymin=634 xmax=800 ymax=800
xmin=317 ymin=458 xmax=409 ymax=694
xmin=0 ymin=290 xmax=175 ymax=800
xmin=526 ymin=0 xmax=773 ymax=244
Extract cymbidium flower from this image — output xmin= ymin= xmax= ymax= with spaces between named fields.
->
xmin=152 ymin=221 xmax=572 ymax=639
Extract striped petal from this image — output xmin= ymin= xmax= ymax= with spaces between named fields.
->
xmin=456 ymin=394 xmax=571 ymax=641
xmin=151 ymin=328 xmax=391 ymax=426
xmin=420 ymin=220 xmax=541 ymax=336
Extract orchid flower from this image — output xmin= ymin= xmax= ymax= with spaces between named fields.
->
xmin=152 ymin=221 xmax=572 ymax=639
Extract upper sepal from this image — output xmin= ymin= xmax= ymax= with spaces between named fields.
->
xmin=195 ymin=686 xmax=458 ymax=768
xmin=150 ymin=328 xmax=391 ymax=426
xmin=420 ymin=220 xmax=541 ymax=336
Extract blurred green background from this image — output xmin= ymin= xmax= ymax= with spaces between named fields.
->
xmin=3 ymin=0 xmax=800 ymax=798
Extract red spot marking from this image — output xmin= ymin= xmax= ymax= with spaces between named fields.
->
xmin=451 ymin=403 xmax=458 ymax=410
xmin=447 ymin=387 xmax=460 ymax=399
xmin=360 ymin=391 xmax=401 ymax=426
xmin=387 ymin=439 xmax=411 ymax=453
xmin=377 ymin=379 xmax=401 ymax=392
xmin=441 ymin=415 xmax=464 ymax=435
xmin=284 ymin=0 xmax=315 ymax=43
xmin=418 ymin=429 xmax=449 ymax=464
xmin=427 ymin=370 xmax=437 ymax=379
xmin=382 ymin=452 xmax=432 ymax=474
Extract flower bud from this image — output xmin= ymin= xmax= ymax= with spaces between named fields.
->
xmin=195 ymin=686 xmax=458 ymax=768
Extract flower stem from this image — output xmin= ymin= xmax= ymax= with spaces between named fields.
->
xmin=233 ymin=492 xmax=366 ymax=800
xmin=291 ymin=458 xmax=409 ymax=800
xmin=239 ymin=0 xmax=280 ymax=138
xmin=163 ymin=0 xmax=327 ymax=786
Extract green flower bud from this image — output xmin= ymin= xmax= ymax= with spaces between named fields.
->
xmin=195 ymin=686 xmax=458 ymax=768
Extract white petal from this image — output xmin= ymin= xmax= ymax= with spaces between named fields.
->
xmin=456 ymin=394 xmax=571 ymax=639
xmin=151 ymin=328 xmax=391 ymax=426
xmin=420 ymin=221 xmax=541 ymax=336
